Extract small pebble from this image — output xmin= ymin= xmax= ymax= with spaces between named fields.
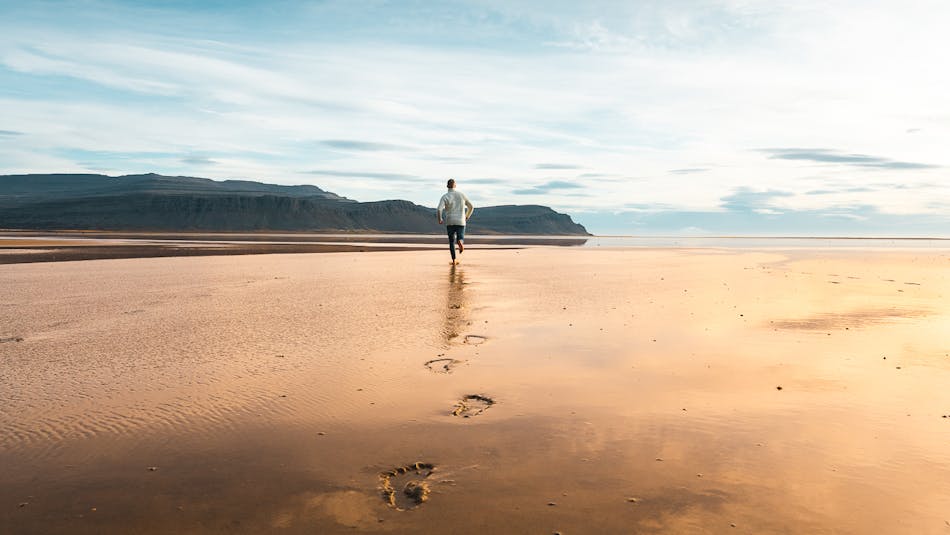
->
xmin=730 ymin=523 xmax=736 ymax=528
xmin=547 ymin=502 xmax=557 ymax=506
xmin=626 ymin=497 xmax=639 ymax=503
xmin=776 ymin=386 xmax=783 ymax=390
xmin=317 ymin=431 xmax=326 ymax=435
xmin=18 ymin=502 xmax=28 ymax=508
xmin=147 ymin=466 xmax=158 ymax=471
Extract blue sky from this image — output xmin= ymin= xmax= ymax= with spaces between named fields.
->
xmin=1 ymin=0 xmax=948 ymax=235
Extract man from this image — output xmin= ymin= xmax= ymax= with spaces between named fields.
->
xmin=437 ymin=179 xmax=474 ymax=265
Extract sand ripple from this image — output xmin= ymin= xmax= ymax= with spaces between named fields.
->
xmin=0 ymin=254 xmax=449 ymax=458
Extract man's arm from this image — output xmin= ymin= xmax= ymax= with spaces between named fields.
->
xmin=437 ymin=196 xmax=446 ymax=224
xmin=464 ymin=195 xmax=474 ymax=220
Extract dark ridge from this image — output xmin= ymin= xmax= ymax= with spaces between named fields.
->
xmin=0 ymin=173 xmax=589 ymax=235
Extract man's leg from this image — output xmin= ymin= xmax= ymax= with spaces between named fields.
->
xmin=456 ymin=225 xmax=465 ymax=253
xmin=446 ymin=226 xmax=457 ymax=262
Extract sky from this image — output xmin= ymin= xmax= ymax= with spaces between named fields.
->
xmin=1 ymin=0 xmax=948 ymax=235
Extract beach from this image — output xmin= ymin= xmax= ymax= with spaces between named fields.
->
xmin=2 ymin=245 xmax=950 ymax=534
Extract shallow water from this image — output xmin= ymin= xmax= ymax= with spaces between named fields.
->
xmin=2 ymin=248 xmax=949 ymax=534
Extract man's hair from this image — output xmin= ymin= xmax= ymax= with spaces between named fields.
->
xmin=447 ymin=179 xmax=456 ymax=189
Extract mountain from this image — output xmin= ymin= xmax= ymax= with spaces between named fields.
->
xmin=0 ymin=173 xmax=590 ymax=235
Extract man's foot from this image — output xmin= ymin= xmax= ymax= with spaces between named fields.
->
xmin=457 ymin=240 xmax=464 ymax=253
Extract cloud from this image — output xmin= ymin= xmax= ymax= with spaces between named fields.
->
xmin=465 ymin=178 xmax=509 ymax=185
xmin=320 ymin=140 xmax=411 ymax=151
xmin=720 ymin=188 xmax=793 ymax=212
xmin=420 ymin=155 xmax=474 ymax=163
xmin=535 ymin=163 xmax=582 ymax=169
xmin=806 ymin=186 xmax=874 ymax=195
xmin=303 ymin=169 xmax=419 ymax=180
xmin=579 ymin=198 xmax=950 ymax=236
xmin=759 ymin=148 xmax=939 ymax=170
xmin=512 ymin=180 xmax=583 ymax=195
xmin=181 ymin=156 xmax=217 ymax=165
xmin=0 ymin=130 xmax=24 ymax=136
xmin=669 ymin=168 xmax=708 ymax=174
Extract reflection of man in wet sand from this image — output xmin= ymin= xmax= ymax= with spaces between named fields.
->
xmin=437 ymin=179 xmax=474 ymax=265
xmin=442 ymin=265 xmax=467 ymax=344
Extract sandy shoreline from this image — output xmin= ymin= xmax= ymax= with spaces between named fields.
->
xmin=2 ymin=247 xmax=949 ymax=533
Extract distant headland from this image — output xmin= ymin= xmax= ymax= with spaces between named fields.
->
xmin=0 ymin=173 xmax=589 ymax=235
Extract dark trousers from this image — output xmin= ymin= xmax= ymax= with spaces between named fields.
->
xmin=446 ymin=225 xmax=465 ymax=260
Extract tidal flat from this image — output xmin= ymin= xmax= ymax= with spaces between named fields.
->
xmin=2 ymin=246 xmax=949 ymax=534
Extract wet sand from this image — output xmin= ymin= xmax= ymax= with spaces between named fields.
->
xmin=0 ymin=232 xmax=586 ymax=264
xmin=2 ymin=247 xmax=949 ymax=534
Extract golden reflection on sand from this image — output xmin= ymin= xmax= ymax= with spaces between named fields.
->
xmin=441 ymin=264 xmax=468 ymax=345
xmin=1 ymin=248 xmax=949 ymax=534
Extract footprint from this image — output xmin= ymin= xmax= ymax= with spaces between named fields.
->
xmin=379 ymin=462 xmax=436 ymax=510
xmin=0 ymin=336 xmax=24 ymax=344
xmin=452 ymin=394 xmax=495 ymax=418
xmin=463 ymin=335 xmax=487 ymax=345
xmin=424 ymin=358 xmax=464 ymax=374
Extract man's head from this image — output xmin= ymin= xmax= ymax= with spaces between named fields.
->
xmin=447 ymin=179 xmax=456 ymax=189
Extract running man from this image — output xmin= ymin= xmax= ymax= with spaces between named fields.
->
xmin=437 ymin=179 xmax=474 ymax=265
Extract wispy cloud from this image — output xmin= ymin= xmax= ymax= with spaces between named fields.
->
xmin=759 ymin=148 xmax=939 ymax=170
xmin=512 ymin=180 xmax=583 ymax=195
xmin=805 ymin=186 xmax=874 ymax=195
xmin=535 ymin=163 xmax=582 ymax=169
xmin=720 ymin=188 xmax=793 ymax=212
xmin=465 ymin=178 xmax=509 ymax=185
xmin=669 ymin=168 xmax=708 ymax=174
xmin=0 ymin=130 xmax=24 ymax=136
xmin=320 ymin=140 xmax=411 ymax=152
xmin=181 ymin=156 xmax=217 ymax=166
xmin=302 ymin=169 xmax=419 ymax=180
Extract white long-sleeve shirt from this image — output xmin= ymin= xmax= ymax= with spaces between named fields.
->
xmin=437 ymin=189 xmax=474 ymax=226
